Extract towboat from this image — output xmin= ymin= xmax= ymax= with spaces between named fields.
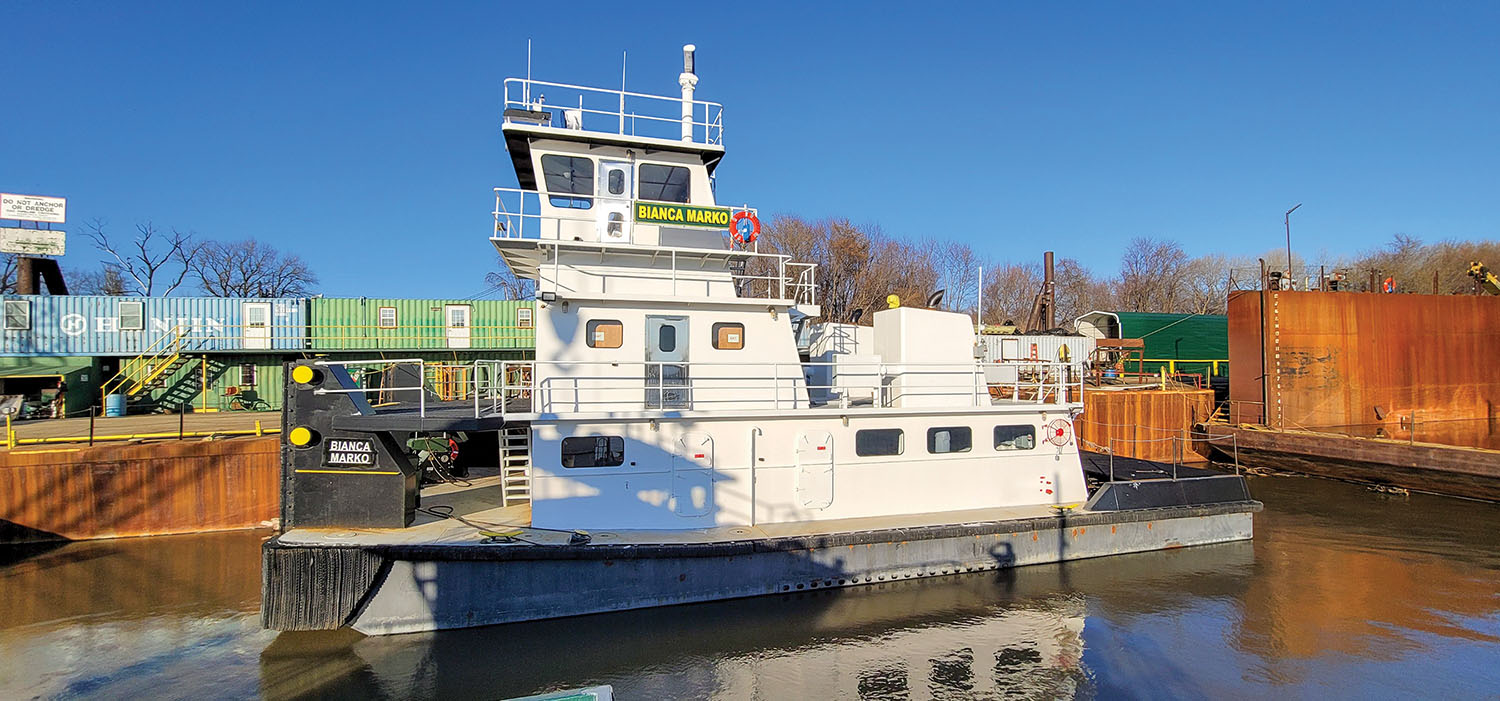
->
xmin=262 ymin=46 xmax=1259 ymax=635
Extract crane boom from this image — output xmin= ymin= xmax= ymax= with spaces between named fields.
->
xmin=1468 ymin=261 xmax=1500 ymax=295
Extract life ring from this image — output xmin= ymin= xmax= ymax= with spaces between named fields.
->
xmin=731 ymin=211 xmax=760 ymax=245
xmin=1045 ymin=419 xmax=1073 ymax=447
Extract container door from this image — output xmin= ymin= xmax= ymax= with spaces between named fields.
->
xmin=242 ymin=302 xmax=271 ymax=350
xmin=597 ymin=160 xmax=633 ymax=245
xmin=795 ymin=431 xmax=834 ymax=509
xmin=445 ymin=304 xmax=472 ymax=349
xmin=645 ymin=315 xmax=689 ymax=409
xmin=671 ymin=432 xmax=714 ymax=518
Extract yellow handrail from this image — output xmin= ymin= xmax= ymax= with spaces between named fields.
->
xmin=1141 ymin=358 xmax=1229 ymax=377
xmin=99 ymin=324 xmax=188 ymax=405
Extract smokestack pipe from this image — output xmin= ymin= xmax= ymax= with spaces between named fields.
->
xmin=679 ymin=44 xmax=698 ymax=142
xmin=1043 ymin=251 xmax=1055 ymax=330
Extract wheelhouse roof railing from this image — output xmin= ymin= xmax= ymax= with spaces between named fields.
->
xmin=502 ymin=77 xmax=724 ymax=146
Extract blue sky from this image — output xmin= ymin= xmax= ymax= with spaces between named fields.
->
xmin=2 ymin=1 xmax=1496 ymax=298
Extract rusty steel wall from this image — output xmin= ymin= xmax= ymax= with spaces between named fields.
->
xmin=0 ymin=437 xmax=280 ymax=543
xmin=1227 ymin=291 xmax=1265 ymax=424
xmin=1231 ymin=290 xmax=1500 ymax=430
xmin=1077 ymin=388 xmax=1216 ymax=461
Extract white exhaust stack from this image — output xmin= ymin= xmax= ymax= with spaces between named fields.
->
xmin=679 ymin=44 xmax=698 ymax=141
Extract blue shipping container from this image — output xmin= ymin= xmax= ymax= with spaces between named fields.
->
xmin=0 ymin=295 xmax=307 ymax=356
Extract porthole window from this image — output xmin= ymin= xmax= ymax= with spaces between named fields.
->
xmin=855 ymin=428 xmax=904 ymax=457
xmin=712 ymin=322 xmax=744 ymax=350
xmin=994 ymin=425 xmax=1037 ymax=451
xmin=586 ymin=319 xmax=623 ymax=349
xmin=927 ymin=426 xmax=972 ymax=454
xmin=608 ymin=169 xmax=625 ymax=195
xmin=658 ymin=324 xmax=676 ymax=353
xmin=561 ymin=435 xmax=625 ymax=468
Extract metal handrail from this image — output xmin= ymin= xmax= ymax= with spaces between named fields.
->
xmin=502 ymin=77 xmax=725 ymax=145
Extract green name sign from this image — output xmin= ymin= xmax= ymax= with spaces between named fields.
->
xmin=634 ymin=202 xmax=732 ymax=229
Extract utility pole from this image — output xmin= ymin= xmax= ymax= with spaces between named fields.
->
xmin=1284 ymin=203 xmax=1302 ymax=286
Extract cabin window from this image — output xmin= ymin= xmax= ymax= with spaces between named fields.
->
xmin=541 ymin=155 xmax=594 ymax=209
xmin=561 ymin=435 xmax=625 ymax=468
xmin=586 ymin=319 xmax=623 ymax=348
xmin=608 ymin=169 xmax=625 ymax=195
xmin=994 ymin=425 xmax=1037 ymax=451
xmin=118 ymin=301 xmax=145 ymax=331
xmin=927 ymin=426 xmax=972 ymax=454
xmin=712 ymin=322 xmax=744 ymax=350
xmin=239 ymin=364 xmax=257 ymax=386
xmin=378 ymin=307 xmax=397 ymax=328
xmin=3 ymin=300 xmax=30 ymax=331
xmin=516 ymin=307 xmax=533 ymax=329
xmin=638 ymin=164 xmax=690 ymax=203
xmin=855 ymin=428 xmax=904 ymax=457
xmin=658 ymin=324 xmax=677 ymax=353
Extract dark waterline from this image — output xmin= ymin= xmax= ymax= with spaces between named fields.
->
xmin=3 ymin=475 xmax=1499 ymax=699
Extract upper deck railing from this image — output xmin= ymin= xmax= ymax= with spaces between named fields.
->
xmin=503 ymin=78 xmax=724 ymax=146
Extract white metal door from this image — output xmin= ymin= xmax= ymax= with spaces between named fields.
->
xmin=597 ymin=160 xmax=633 ymax=244
xmin=795 ymin=431 xmax=834 ymax=509
xmin=645 ymin=315 xmax=689 ymax=409
xmin=671 ymin=432 xmax=714 ymax=517
xmin=242 ymin=302 xmax=271 ymax=350
xmin=445 ymin=305 xmax=472 ymax=349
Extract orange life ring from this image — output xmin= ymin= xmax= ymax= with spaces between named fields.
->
xmin=731 ymin=211 xmax=760 ymax=245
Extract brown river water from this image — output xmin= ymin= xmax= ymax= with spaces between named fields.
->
xmin=2 ymin=474 xmax=1498 ymax=699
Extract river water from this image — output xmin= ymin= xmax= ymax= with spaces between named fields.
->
xmin=3 ymin=474 xmax=1498 ymax=700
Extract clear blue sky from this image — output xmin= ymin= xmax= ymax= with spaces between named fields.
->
xmin=3 ymin=1 xmax=1496 ymax=298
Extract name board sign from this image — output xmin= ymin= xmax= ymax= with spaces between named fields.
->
xmin=634 ymin=202 xmax=731 ymax=229
xmin=0 ymin=227 xmax=66 ymax=256
xmin=0 ymin=194 xmax=66 ymax=224
xmin=324 ymin=438 xmax=376 ymax=467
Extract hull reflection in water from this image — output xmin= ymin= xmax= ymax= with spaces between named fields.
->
xmin=261 ymin=543 xmax=1255 ymax=699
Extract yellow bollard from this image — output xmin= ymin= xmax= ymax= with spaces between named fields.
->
xmin=255 ymin=420 xmax=263 ymax=437
xmin=5 ymin=415 xmax=11 ymax=449
xmin=1159 ymin=367 xmax=1167 ymax=391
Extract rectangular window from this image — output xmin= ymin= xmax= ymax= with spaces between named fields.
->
xmin=516 ymin=307 xmax=533 ymax=329
xmin=712 ymin=322 xmax=744 ymax=350
xmin=239 ymin=364 xmax=257 ymax=386
xmin=855 ymin=428 xmax=904 ymax=457
xmin=994 ymin=425 xmax=1037 ymax=451
xmin=927 ymin=426 xmax=972 ymax=454
xmin=378 ymin=307 xmax=397 ymax=328
xmin=3 ymin=300 xmax=30 ymax=331
xmin=541 ymin=154 xmax=594 ymax=209
xmin=118 ymin=301 xmax=145 ymax=331
xmin=561 ymin=435 xmax=625 ymax=468
xmin=586 ymin=319 xmax=623 ymax=348
xmin=638 ymin=164 xmax=691 ymax=203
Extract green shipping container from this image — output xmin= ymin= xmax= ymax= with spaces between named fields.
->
xmin=308 ymin=298 xmax=535 ymax=351
xmin=141 ymin=354 xmax=289 ymax=413
xmin=1076 ymin=311 xmax=1228 ymax=377
xmin=0 ymin=355 xmax=102 ymax=418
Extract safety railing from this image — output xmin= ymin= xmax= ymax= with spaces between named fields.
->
xmin=1142 ymin=358 xmax=1228 ymax=377
xmin=75 ymin=323 xmax=536 ymax=356
xmin=1078 ymin=429 xmax=1242 ymax=482
xmin=502 ymin=77 xmax=724 ymax=145
xmin=492 ymin=187 xmax=756 ymax=242
xmin=467 ymin=359 xmax=1081 ymax=418
xmin=99 ymin=324 xmax=188 ymax=406
xmin=311 ymin=358 xmax=429 ymax=417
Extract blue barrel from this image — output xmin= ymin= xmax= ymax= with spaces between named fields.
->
xmin=104 ymin=394 xmax=126 ymax=417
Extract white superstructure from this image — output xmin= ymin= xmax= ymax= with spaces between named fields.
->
xmin=490 ymin=46 xmax=1086 ymax=531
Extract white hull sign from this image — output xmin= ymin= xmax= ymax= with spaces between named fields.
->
xmin=0 ymin=227 xmax=65 ymax=256
xmin=0 ymin=194 xmax=66 ymax=224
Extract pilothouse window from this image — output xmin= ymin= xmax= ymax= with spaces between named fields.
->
xmin=541 ymin=155 xmax=594 ymax=209
xmin=994 ymin=425 xmax=1037 ymax=451
xmin=638 ymin=164 xmax=690 ymax=203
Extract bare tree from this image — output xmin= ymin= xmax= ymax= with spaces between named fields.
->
xmin=192 ymin=239 xmax=318 ymax=297
xmin=483 ymin=256 xmax=536 ymax=299
xmin=69 ymin=266 xmax=129 ymax=295
xmin=1053 ymin=256 xmax=1115 ymax=328
xmin=1118 ymin=237 xmax=1187 ymax=312
xmin=0 ymin=254 xmax=17 ymax=293
xmin=936 ymin=241 xmax=980 ymax=314
xmin=84 ymin=219 xmax=198 ymax=296
xmin=979 ymin=261 xmax=1042 ymax=327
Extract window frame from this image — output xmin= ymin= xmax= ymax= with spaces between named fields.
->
xmin=377 ymin=306 xmax=398 ymax=329
xmin=926 ymin=426 xmax=973 ymax=454
xmin=516 ymin=306 xmax=533 ymax=329
xmin=637 ymin=163 xmax=691 ymax=203
xmin=586 ymin=319 xmax=623 ymax=349
xmin=541 ymin=154 xmax=595 ymax=209
xmin=711 ymin=322 xmax=745 ymax=350
xmin=855 ymin=428 xmax=905 ymax=457
xmin=239 ymin=363 xmax=257 ymax=386
xmin=560 ymin=435 xmax=626 ymax=468
xmin=994 ymin=425 xmax=1037 ymax=451
xmin=118 ymin=300 xmax=145 ymax=331
xmin=3 ymin=300 xmax=31 ymax=331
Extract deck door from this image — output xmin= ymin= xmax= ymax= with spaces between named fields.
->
xmin=795 ymin=431 xmax=835 ymax=509
xmin=597 ymin=160 xmax=633 ymax=244
xmin=242 ymin=302 xmax=271 ymax=350
xmin=445 ymin=304 xmax=472 ymax=349
xmin=671 ymin=432 xmax=715 ymax=518
xmin=645 ymin=315 xmax=689 ymax=409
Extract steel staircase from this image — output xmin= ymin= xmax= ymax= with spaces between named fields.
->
xmin=501 ymin=425 xmax=532 ymax=506
xmin=99 ymin=325 xmax=190 ymax=409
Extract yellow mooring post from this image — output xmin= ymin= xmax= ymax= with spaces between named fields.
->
xmin=1159 ymin=367 xmax=1168 ymax=391
xmin=5 ymin=414 xmax=12 ymax=449
xmin=255 ymin=420 xmax=263 ymax=437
